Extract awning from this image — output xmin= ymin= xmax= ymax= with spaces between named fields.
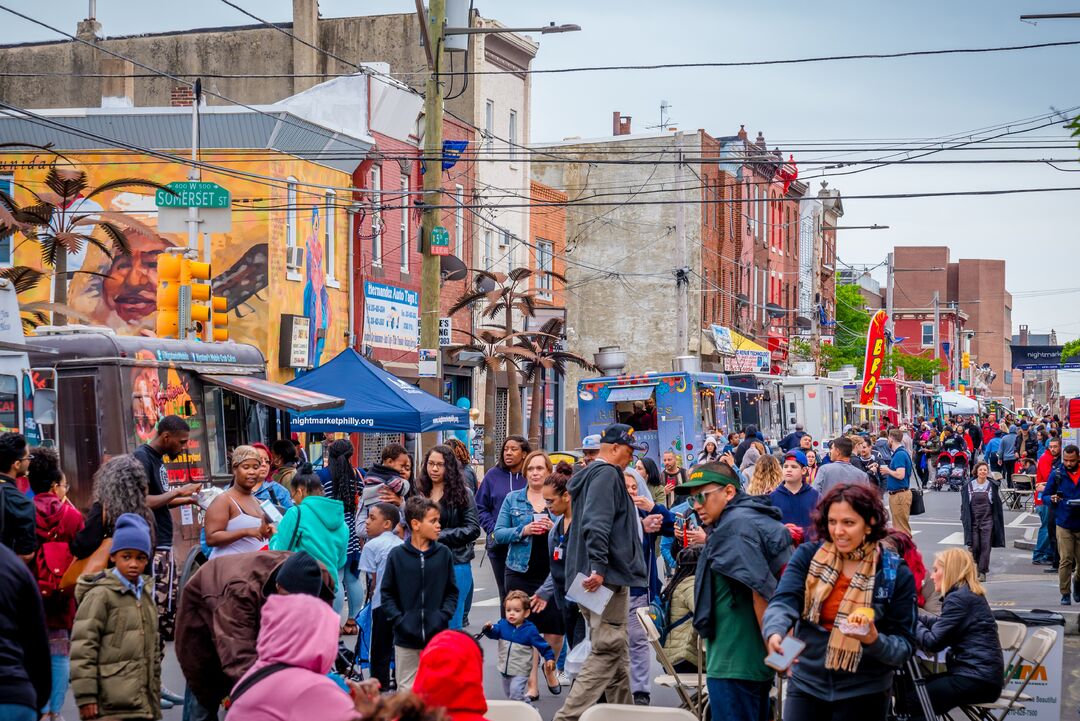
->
xmin=853 ymin=402 xmax=897 ymax=413
xmin=702 ymin=382 xmax=764 ymax=395
xmin=729 ymin=330 xmax=768 ymax=353
xmin=200 ymin=374 xmax=345 ymax=412
xmin=606 ymin=384 xmax=657 ymax=403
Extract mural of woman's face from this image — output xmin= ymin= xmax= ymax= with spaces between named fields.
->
xmin=101 ymin=230 xmax=174 ymax=323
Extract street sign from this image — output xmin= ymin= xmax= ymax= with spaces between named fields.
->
xmin=430 ymin=226 xmax=450 ymax=256
xmin=418 ymin=348 xmax=439 ymax=378
xmin=439 ymin=317 xmax=452 ymax=347
xmin=155 ymin=181 xmax=231 ymax=209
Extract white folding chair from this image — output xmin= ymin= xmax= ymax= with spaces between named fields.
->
xmin=580 ymin=703 xmax=698 ymax=721
xmin=634 ymin=605 xmax=707 ymax=715
xmin=484 ymin=699 xmax=543 ymax=721
xmin=995 ymin=621 xmax=1027 ymax=675
xmin=961 ymin=626 xmax=1057 ymax=721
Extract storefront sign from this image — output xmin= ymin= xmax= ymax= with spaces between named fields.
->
xmin=859 ymin=310 xmax=889 ymax=405
xmin=418 ymin=348 xmax=438 ymax=378
xmin=710 ymin=325 xmax=735 ymax=356
xmin=439 ymin=317 xmax=452 ymax=347
xmin=279 ymin=314 xmax=312 ymax=369
xmin=364 ymin=281 xmax=419 ymax=351
xmin=723 ymin=349 xmax=771 ymax=373
xmin=1011 ymin=344 xmax=1080 ymax=370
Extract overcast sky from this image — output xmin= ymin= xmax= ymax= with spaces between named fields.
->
xmin=4 ymin=1 xmax=1079 ymax=389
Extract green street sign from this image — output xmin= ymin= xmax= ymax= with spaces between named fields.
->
xmin=430 ymin=226 xmax=450 ymax=247
xmin=155 ymin=181 xmax=231 ymax=209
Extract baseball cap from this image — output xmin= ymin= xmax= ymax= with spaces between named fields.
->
xmin=783 ymin=450 xmax=809 ymax=467
xmin=599 ymin=423 xmax=646 ymax=451
xmin=674 ymin=464 xmax=742 ymax=493
xmin=577 ymin=434 xmax=601 ymax=452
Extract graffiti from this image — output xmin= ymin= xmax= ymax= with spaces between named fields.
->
xmin=303 ymin=207 xmax=331 ymax=367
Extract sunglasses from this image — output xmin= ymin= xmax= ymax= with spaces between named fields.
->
xmin=690 ymin=486 xmax=725 ymax=505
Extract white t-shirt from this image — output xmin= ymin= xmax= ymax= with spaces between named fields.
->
xmin=358 ymin=532 xmax=404 ymax=608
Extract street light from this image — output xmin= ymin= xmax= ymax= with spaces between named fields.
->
xmin=445 ymin=22 xmax=582 ymax=35
xmin=828 ymin=225 xmax=890 ymax=230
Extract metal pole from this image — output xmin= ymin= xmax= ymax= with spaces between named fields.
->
xmin=933 ymin=291 xmax=940 ymax=384
xmin=674 ymin=131 xmax=688 ymax=355
xmin=885 ymin=251 xmax=894 ymax=349
xmin=181 ymin=80 xmax=202 ymax=341
xmin=418 ymin=0 xmax=446 ymax=421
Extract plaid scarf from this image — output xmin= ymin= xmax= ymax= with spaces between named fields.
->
xmin=802 ymin=541 xmax=878 ymax=673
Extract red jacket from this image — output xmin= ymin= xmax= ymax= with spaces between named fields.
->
xmin=1035 ymin=450 xmax=1059 ymax=507
xmin=414 ymin=630 xmax=488 ymax=721
xmin=33 ymin=493 xmax=84 ymax=630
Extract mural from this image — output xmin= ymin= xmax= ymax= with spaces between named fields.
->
xmin=4 ymin=153 xmax=351 ymax=381
xmin=130 ymin=360 xmax=205 ymax=482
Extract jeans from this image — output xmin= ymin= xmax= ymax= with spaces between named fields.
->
xmin=182 ymin=686 xmax=219 ymax=721
xmin=341 ymin=563 xmax=365 ymax=620
xmin=706 ymin=678 xmax=771 ymax=721
xmin=43 ymin=652 xmax=69 ymax=713
xmin=450 ymin=563 xmax=473 ymax=630
xmin=1034 ymin=505 xmax=1055 ymax=562
xmin=784 ymin=687 xmax=889 ymax=721
xmin=502 ymin=674 xmax=531 ymax=703
xmin=0 ymin=706 xmax=37 ymax=721
xmin=627 ymin=593 xmax=651 ymax=695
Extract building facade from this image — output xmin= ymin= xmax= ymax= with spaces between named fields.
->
xmin=1012 ymin=326 xmax=1060 ymax=411
xmin=891 ymin=307 xmax=967 ymax=387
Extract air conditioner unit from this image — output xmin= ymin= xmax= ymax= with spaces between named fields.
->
xmin=285 ymin=246 xmax=305 ymax=270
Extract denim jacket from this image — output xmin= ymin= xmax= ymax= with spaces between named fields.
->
xmin=493 ymin=489 xmax=551 ymax=574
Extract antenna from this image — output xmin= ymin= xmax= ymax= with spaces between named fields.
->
xmin=645 ymin=101 xmax=676 ymax=131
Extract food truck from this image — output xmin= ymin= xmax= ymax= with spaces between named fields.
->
xmin=577 ymin=371 xmax=761 ymax=468
xmin=775 ymin=376 xmax=848 ymax=443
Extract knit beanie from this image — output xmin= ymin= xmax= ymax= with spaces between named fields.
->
xmin=111 ymin=513 xmax=152 ymax=557
xmin=275 ymin=551 xmax=333 ymax=601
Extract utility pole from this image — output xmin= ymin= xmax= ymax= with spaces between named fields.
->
xmin=884 ymin=251 xmax=894 ymax=350
xmin=932 ymin=291 xmax=940 ymax=384
xmin=674 ymin=131 xmax=688 ymax=355
xmin=418 ymin=0 xmax=446 ymax=409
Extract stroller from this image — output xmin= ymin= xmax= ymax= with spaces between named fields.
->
xmin=934 ymin=450 xmax=969 ymax=492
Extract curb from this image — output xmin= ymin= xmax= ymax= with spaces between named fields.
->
xmin=1015 ymin=539 xmax=1036 ymax=551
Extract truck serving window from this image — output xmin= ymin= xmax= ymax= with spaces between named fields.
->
xmin=0 ymin=374 xmax=16 ymax=431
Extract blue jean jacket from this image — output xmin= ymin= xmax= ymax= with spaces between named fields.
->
xmin=493 ymin=489 xmax=552 ymax=574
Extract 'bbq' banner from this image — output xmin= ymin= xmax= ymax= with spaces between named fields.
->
xmin=859 ymin=310 xmax=889 ymax=405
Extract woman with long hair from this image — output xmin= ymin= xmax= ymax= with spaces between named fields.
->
xmin=636 ymin=456 xmax=666 ymax=506
xmin=316 ymin=439 xmax=364 ymax=633
xmin=205 ymin=446 xmax=274 ymax=558
xmin=476 ymin=435 xmax=532 ymax=605
xmin=763 ymin=483 xmax=916 ymax=721
xmin=747 ymin=453 xmax=783 ymax=496
xmin=494 ymin=450 xmax=562 ymax=698
xmin=445 ymin=438 xmax=477 ymax=494
xmin=71 ymin=455 xmax=156 ymax=559
xmin=695 ymin=436 xmax=722 ymax=466
xmin=417 ymin=445 xmax=480 ymax=630
xmin=912 ymin=548 xmax=1003 ymax=717
xmin=805 ymin=449 xmax=819 ymax=487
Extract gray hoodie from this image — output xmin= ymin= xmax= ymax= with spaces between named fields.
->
xmin=564 ymin=460 xmax=647 ymax=590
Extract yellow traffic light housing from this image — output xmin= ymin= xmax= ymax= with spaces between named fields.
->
xmin=155 ymin=253 xmax=183 ymax=338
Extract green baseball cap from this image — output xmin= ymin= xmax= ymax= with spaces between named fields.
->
xmin=674 ymin=464 xmax=742 ymax=493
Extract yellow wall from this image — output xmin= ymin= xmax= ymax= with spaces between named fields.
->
xmin=2 ymin=151 xmax=351 ymax=383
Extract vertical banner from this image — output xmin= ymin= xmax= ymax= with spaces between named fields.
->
xmin=859 ymin=310 xmax=889 ymax=405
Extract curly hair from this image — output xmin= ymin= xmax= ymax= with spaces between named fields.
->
xmin=326 ymin=439 xmax=358 ymax=516
xmin=746 ymin=454 xmax=782 ymax=496
xmin=28 ymin=446 xmax=63 ymax=495
xmin=92 ymin=454 xmax=155 ymax=542
xmin=811 ymin=482 xmax=888 ymax=545
xmin=417 ymin=446 xmax=471 ymax=510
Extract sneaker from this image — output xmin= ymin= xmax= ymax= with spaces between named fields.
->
xmin=633 ymin=692 xmax=651 ymax=706
xmin=160 ymin=698 xmax=175 ymax=710
xmin=161 ymin=686 xmax=185 ymax=704
xmin=1062 ymin=594 xmax=1072 ymax=606
xmin=1045 ymin=566 xmax=1060 ymax=573
xmin=977 ymin=572 xmax=987 ymax=582
xmin=557 ymin=671 xmax=572 ymax=686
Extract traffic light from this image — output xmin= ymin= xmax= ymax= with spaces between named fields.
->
xmin=155 ymin=253 xmax=222 ymax=341
xmin=211 ymin=296 xmax=229 ymax=342
xmin=962 ymin=351 xmax=971 ymax=368
xmin=155 ymin=253 xmax=184 ymax=338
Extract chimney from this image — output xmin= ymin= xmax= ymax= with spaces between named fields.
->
xmin=756 ymin=131 xmax=766 ymax=146
xmin=736 ymin=124 xmax=748 ymax=141
xmin=170 ymin=85 xmax=195 ymax=107
xmin=292 ymin=0 xmax=320 ymax=93
xmin=100 ymin=58 xmax=134 ymax=108
xmin=612 ymin=111 xmax=631 ymax=136
xmin=1019 ymin=324 xmax=1029 ymax=346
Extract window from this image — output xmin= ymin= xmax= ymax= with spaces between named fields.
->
xmin=483 ymin=229 xmax=493 ymax=270
xmin=324 ymin=190 xmax=337 ymax=285
xmin=454 ymin=184 xmax=465 ymax=258
xmin=502 ymin=230 xmax=513 ymax=273
xmin=485 ymin=100 xmax=494 ymax=153
xmin=0 ymin=175 xmax=12 ymax=267
xmin=400 ymin=174 xmax=409 ymax=273
xmin=537 ymin=240 xmax=553 ymax=299
xmin=921 ymin=322 xmax=934 ymax=347
xmin=508 ymin=110 xmax=517 ymax=160
xmin=370 ymin=166 xmax=382 ymax=266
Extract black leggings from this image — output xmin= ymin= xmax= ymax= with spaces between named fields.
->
xmin=910 ymin=673 xmax=1001 ymax=718
xmin=784 ymin=688 xmax=890 ymax=721
xmin=487 ymin=545 xmax=509 ymax=616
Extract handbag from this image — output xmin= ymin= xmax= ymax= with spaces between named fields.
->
xmin=59 ymin=537 xmax=112 ymax=591
xmin=909 ymin=470 xmax=926 ymax=517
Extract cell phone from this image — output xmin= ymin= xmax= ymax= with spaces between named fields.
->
xmin=764 ymin=636 xmax=806 ymax=672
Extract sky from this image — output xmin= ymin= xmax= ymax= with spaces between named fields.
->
xmin=3 ymin=1 xmax=1079 ymax=389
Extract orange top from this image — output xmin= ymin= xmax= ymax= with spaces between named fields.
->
xmin=820 ymin=574 xmax=852 ymax=631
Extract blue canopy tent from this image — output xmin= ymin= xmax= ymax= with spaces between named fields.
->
xmin=286 ymin=348 xmax=470 ymax=433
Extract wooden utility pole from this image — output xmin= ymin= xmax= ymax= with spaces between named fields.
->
xmin=418 ymin=0 xmax=446 ymax=418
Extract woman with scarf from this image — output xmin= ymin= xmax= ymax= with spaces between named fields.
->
xmin=763 ymin=482 xmax=916 ymax=721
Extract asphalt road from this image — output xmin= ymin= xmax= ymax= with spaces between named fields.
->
xmin=58 ymin=488 xmax=1075 ymax=721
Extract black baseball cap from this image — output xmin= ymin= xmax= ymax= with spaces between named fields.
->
xmin=600 ymin=423 xmax=647 ymax=451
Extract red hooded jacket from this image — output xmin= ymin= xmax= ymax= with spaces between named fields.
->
xmin=413 ymin=630 xmax=488 ymax=721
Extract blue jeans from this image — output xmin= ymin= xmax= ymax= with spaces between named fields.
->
xmin=339 ymin=564 xmax=365 ymax=620
xmin=42 ymin=652 xmax=69 ymax=713
xmin=0 ymin=706 xmax=37 ymax=721
xmin=707 ymin=678 xmax=771 ymax=721
xmin=450 ymin=563 xmax=473 ymax=630
xmin=182 ymin=686 xmax=218 ymax=721
xmin=1034 ymin=505 xmax=1054 ymax=562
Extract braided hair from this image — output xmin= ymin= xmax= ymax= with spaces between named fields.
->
xmin=326 ymin=439 xmax=358 ymax=516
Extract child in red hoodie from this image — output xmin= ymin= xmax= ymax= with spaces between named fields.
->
xmin=413 ymin=630 xmax=489 ymax=721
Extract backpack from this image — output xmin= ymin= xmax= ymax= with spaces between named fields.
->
xmin=35 ymin=539 xmax=74 ymax=598
xmin=647 ymin=595 xmax=692 ymax=647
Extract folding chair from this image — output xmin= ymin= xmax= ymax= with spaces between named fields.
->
xmin=960 ymin=626 xmax=1057 ymax=721
xmin=904 ymin=658 xmax=942 ymax=721
xmin=580 ymin=704 xmax=697 ymax=721
xmin=485 ymin=700 xmax=543 ymax=721
xmin=633 ymin=606 xmax=707 ymax=716
xmin=995 ymin=621 xmax=1027 ymax=675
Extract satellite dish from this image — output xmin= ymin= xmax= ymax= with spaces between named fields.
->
xmin=440 ymin=254 xmax=468 ymax=282
xmin=795 ymin=316 xmax=812 ymax=330
xmin=475 ymin=275 xmax=497 ymax=293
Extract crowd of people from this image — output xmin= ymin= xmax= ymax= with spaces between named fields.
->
xmin=0 ymin=405 xmax=1070 ymax=721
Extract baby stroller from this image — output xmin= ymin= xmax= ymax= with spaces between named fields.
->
xmin=933 ymin=451 xmax=953 ymax=492
xmin=946 ymin=450 xmax=969 ymax=492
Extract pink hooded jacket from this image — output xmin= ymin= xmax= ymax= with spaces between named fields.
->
xmin=227 ymin=594 xmax=356 ymax=721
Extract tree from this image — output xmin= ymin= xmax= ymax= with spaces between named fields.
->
xmin=886 ymin=350 xmax=948 ymax=383
xmin=8 ymin=165 xmax=170 ymax=325
xmin=446 ymin=327 xmax=537 ymax=469
xmin=448 ymin=267 xmax=566 ymax=439
xmin=517 ymin=317 xmax=595 ymax=449
xmin=1062 ymin=338 xmax=1080 ymax=365
xmin=828 ymin=283 xmax=873 ymax=371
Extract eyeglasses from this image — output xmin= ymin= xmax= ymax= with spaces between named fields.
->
xmin=690 ymin=487 xmax=724 ymax=506
xmin=426 ymin=461 xmax=445 ymax=469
